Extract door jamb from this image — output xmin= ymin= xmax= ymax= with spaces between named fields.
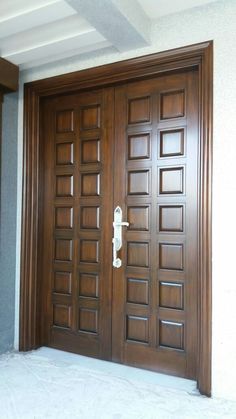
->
xmin=20 ymin=41 xmax=213 ymax=396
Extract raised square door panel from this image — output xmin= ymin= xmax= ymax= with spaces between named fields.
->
xmin=160 ymin=90 xmax=185 ymax=120
xmin=80 ymin=240 xmax=99 ymax=264
xmin=127 ymin=278 xmax=149 ymax=305
xmin=159 ymin=205 xmax=183 ymax=232
xmin=79 ymin=273 xmax=99 ymax=298
xmin=126 ymin=315 xmax=149 ymax=343
xmin=160 ymin=129 xmax=184 ymax=157
xmin=128 ymin=97 xmax=150 ymax=124
xmin=41 ymin=88 xmax=113 ymax=361
xmin=55 ymin=239 xmax=72 ymax=262
xmin=81 ymin=139 xmax=100 ymax=163
xmin=159 ymin=282 xmax=184 ymax=310
xmin=159 ymin=320 xmax=184 ymax=350
xmin=56 ymin=143 xmax=74 ymax=165
xmin=80 ymin=206 xmax=100 ymax=230
xmin=54 ymin=271 xmax=72 ymax=295
xmin=56 ymin=175 xmax=73 ymax=197
xmin=128 ymin=133 xmax=150 ymax=160
xmin=128 ymin=206 xmax=149 ymax=231
xmin=127 ymin=242 xmax=149 ymax=268
xmin=159 ymin=243 xmax=183 ymax=271
xmin=55 ymin=207 xmax=73 ymax=229
xmin=53 ymin=304 xmax=72 ymax=328
xmin=79 ymin=308 xmax=98 ymax=334
xmin=81 ymin=173 xmax=100 ymax=196
xmin=128 ymin=170 xmax=149 ymax=195
xmin=41 ymin=67 xmax=200 ymax=380
xmin=81 ymin=105 xmax=100 ymax=130
xmin=56 ymin=110 xmax=74 ymax=132
xmin=159 ymin=167 xmax=184 ymax=194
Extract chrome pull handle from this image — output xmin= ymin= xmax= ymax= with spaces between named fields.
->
xmin=112 ymin=206 xmax=129 ymax=268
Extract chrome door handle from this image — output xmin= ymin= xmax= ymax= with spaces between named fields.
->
xmin=112 ymin=206 xmax=129 ymax=268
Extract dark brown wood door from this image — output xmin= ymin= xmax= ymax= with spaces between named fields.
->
xmin=112 ymin=70 xmax=199 ymax=379
xmin=41 ymin=88 xmax=114 ymax=359
xmin=40 ymin=68 xmax=199 ymax=378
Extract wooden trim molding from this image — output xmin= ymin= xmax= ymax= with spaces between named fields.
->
xmin=0 ymin=58 xmax=19 ymax=93
xmin=20 ymin=41 xmax=213 ymax=396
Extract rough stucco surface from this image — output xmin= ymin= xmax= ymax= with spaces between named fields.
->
xmin=14 ymin=0 xmax=236 ymax=400
xmin=0 ymin=92 xmax=18 ymax=354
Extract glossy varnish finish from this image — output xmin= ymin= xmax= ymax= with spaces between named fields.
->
xmin=20 ymin=42 xmax=213 ymax=395
xmin=41 ymin=70 xmax=198 ymax=379
xmin=113 ymin=71 xmax=199 ymax=379
xmin=41 ymin=89 xmax=114 ymax=358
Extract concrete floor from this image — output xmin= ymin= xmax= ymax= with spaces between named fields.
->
xmin=0 ymin=348 xmax=236 ymax=419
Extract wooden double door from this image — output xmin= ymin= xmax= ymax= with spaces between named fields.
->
xmin=41 ymin=68 xmax=199 ymax=379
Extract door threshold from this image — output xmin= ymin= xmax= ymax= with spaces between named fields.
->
xmin=31 ymin=347 xmax=197 ymax=394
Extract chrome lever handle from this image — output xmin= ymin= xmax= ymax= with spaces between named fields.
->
xmin=112 ymin=206 xmax=129 ymax=268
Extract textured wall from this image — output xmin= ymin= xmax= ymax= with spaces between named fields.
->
xmin=0 ymin=92 xmax=18 ymax=353
xmin=15 ymin=0 xmax=236 ymax=400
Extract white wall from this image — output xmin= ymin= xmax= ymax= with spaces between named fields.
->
xmin=16 ymin=0 xmax=236 ymax=400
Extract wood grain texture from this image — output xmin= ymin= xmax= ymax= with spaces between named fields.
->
xmin=197 ymin=41 xmax=213 ymax=398
xmin=112 ymin=70 xmax=198 ymax=380
xmin=20 ymin=41 xmax=213 ymax=396
xmin=23 ymin=42 xmax=210 ymax=96
xmin=39 ymin=89 xmax=114 ymax=359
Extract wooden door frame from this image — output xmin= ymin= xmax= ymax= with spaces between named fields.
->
xmin=20 ymin=41 xmax=213 ymax=396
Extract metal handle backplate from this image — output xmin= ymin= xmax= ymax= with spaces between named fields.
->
xmin=112 ymin=206 xmax=129 ymax=268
